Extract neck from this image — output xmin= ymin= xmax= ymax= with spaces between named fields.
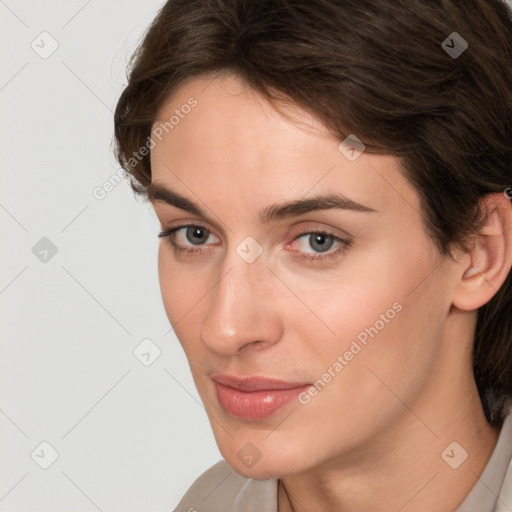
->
xmin=279 ymin=396 xmax=499 ymax=512
xmin=278 ymin=311 xmax=501 ymax=512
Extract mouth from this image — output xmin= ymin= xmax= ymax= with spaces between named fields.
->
xmin=211 ymin=374 xmax=312 ymax=420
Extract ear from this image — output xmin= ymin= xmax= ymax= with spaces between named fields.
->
xmin=452 ymin=192 xmax=512 ymax=311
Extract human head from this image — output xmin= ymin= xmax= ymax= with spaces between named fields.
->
xmin=114 ymin=0 xmax=512 ymax=476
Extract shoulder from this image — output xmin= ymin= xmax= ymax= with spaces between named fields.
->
xmin=457 ymin=399 xmax=512 ymax=511
xmin=496 ymin=403 xmax=512 ymax=511
xmin=173 ymin=459 xmax=278 ymax=512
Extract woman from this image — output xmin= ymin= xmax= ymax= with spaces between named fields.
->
xmin=113 ymin=0 xmax=512 ymax=510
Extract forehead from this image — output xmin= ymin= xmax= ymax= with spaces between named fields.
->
xmin=149 ymin=74 xmax=421 ymax=222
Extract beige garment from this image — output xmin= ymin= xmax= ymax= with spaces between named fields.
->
xmin=174 ymin=401 xmax=512 ymax=512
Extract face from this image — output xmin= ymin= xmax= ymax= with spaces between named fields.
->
xmin=149 ymin=73 xmax=457 ymax=479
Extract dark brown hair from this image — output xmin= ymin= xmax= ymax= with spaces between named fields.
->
xmin=113 ymin=0 xmax=512 ymax=426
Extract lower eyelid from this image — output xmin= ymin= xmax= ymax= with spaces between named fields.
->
xmin=293 ymin=244 xmax=349 ymax=263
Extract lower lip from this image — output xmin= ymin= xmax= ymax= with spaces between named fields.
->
xmin=214 ymin=382 xmax=311 ymax=420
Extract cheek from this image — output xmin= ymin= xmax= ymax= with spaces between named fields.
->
xmin=157 ymin=245 xmax=176 ymax=318
xmin=280 ymin=248 xmax=405 ymax=352
xmin=288 ymin=236 xmax=444 ymax=392
xmin=284 ymin=283 xmax=445 ymax=458
xmin=157 ymin=244 xmax=215 ymax=364
xmin=157 ymin=245 xmax=196 ymax=331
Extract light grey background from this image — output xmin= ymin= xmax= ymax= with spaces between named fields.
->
xmin=2 ymin=1 xmax=512 ymax=511
xmin=0 ymin=2 xmax=221 ymax=511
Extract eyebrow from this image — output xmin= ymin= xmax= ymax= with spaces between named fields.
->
xmin=147 ymin=182 xmax=378 ymax=223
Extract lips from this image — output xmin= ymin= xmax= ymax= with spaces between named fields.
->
xmin=212 ymin=374 xmax=312 ymax=420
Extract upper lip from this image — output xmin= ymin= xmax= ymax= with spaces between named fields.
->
xmin=211 ymin=374 xmax=311 ymax=392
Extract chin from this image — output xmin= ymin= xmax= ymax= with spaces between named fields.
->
xmin=221 ymin=444 xmax=312 ymax=480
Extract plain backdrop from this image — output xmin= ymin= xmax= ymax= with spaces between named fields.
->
xmin=0 ymin=2 xmax=221 ymax=511
xmin=1 ymin=1 xmax=512 ymax=511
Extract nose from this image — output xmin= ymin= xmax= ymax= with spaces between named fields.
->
xmin=200 ymin=246 xmax=284 ymax=356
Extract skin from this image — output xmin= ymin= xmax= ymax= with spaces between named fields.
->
xmin=149 ymin=73 xmax=512 ymax=512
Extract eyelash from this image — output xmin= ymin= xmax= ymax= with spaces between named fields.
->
xmin=158 ymin=224 xmax=352 ymax=263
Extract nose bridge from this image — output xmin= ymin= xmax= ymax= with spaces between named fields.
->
xmin=200 ymin=243 xmax=278 ymax=354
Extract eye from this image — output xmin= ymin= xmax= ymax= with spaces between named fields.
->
xmin=288 ymin=230 xmax=351 ymax=263
xmin=158 ymin=224 xmax=219 ymax=255
xmin=158 ymin=225 xmax=352 ymax=263
xmin=295 ymin=232 xmax=337 ymax=253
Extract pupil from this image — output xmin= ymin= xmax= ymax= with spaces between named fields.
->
xmin=187 ymin=227 xmax=209 ymax=245
xmin=310 ymin=233 xmax=333 ymax=252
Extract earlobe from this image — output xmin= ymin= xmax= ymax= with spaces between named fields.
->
xmin=452 ymin=193 xmax=512 ymax=312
